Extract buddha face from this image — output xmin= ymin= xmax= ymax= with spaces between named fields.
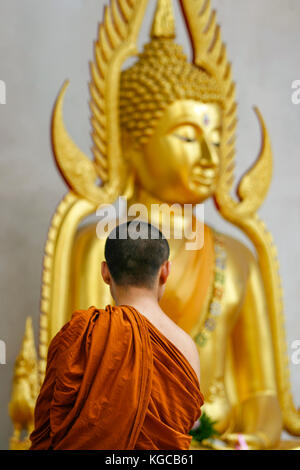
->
xmin=128 ymin=100 xmax=222 ymax=204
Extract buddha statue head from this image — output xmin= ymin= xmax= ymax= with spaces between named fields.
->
xmin=52 ymin=0 xmax=237 ymax=210
xmin=119 ymin=1 xmax=225 ymax=204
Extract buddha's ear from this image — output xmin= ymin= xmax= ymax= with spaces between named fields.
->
xmin=120 ymin=129 xmax=134 ymax=156
xmin=119 ymin=129 xmax=142 ymax=180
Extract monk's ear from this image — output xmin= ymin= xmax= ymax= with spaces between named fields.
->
xmin=101 ymin=261 xmax=111 ymax=285
xmin=159 ymin=260 xmax=171 ymax=285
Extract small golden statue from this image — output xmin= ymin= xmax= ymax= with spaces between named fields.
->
xmin=10 ymin=0 xmax=300 ymax=450
xmin=9 ymin=318 xmax=39 ymax=450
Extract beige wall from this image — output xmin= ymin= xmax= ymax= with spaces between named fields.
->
xmin=0 ymin=0 xmax=299 ymax=449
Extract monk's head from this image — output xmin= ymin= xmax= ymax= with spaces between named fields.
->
xmin=102 ymin=220 xmax=171 ymax=302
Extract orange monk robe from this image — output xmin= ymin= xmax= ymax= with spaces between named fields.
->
xmin=30 ymin=305 xmax=204 ymax=450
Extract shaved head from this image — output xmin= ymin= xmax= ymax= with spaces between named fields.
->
xmin=104 ymin=221 xmax=170 ymax=289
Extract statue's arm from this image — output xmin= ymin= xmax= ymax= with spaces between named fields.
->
xmin=226 ymin=246 xmax=282 ymax=449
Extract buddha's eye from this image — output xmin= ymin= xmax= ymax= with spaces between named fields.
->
xmin=174 ymin=134 xmax=197 ymax=143
xmin=210 ymin=129 xmax=221 ymax=148
xmin=172 ymin=125 xmax=198 ymax=143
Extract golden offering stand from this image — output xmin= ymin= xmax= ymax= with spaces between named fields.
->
xmin=9 ymin=0 xmax=300 ymax=450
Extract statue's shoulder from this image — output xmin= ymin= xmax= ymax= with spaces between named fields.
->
xmin=209 ymin=226 xmax=258 ymax=284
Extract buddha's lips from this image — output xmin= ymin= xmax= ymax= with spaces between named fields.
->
xmin=190 ymin=169 xmax=217 ymax=186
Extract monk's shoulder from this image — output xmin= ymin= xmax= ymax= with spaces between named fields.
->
xmin=162 ymin=314 xmax=200 ymax=382
xmin=176 ymin=328 xmax=200 ymax=381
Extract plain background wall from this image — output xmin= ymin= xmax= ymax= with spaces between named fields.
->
xmin=0 ymin=0 xmax=299 ymax=449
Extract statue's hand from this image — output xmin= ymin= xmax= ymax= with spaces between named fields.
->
xmin=222 ymin=432 xmax=270 ymax=450
xmin=223 ymin=394 xmax=282 ymax=449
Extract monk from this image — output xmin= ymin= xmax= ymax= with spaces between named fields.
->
xmin=30 ymin=221 xmax=204 ymax=450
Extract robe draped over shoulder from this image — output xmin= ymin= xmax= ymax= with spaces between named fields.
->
xmin=30 ymin=305 xmax=204 ymax=450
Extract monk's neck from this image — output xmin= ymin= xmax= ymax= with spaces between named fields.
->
xmin=114 ymin=287 xmax=160 ymax=315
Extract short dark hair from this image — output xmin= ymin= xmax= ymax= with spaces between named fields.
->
xmin=104 ymin=220 xmax=170 ymax=288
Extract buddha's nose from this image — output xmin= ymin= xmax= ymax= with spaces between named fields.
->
xmin=199 ymin=138 xmax=219 ymax=168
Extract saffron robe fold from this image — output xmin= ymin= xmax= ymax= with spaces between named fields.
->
xmin=30 ymin=305 xmax=204 ymax=450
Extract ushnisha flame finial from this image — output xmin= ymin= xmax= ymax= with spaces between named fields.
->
xmin=151 ymin=0 xmax=176 ymax=39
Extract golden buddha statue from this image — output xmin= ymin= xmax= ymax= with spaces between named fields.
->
xmin=9 ymin=0 xmax=300 ymax=450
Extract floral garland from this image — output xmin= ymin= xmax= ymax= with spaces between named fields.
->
xmin=194 ymin=231 xmax=227 ymax=348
